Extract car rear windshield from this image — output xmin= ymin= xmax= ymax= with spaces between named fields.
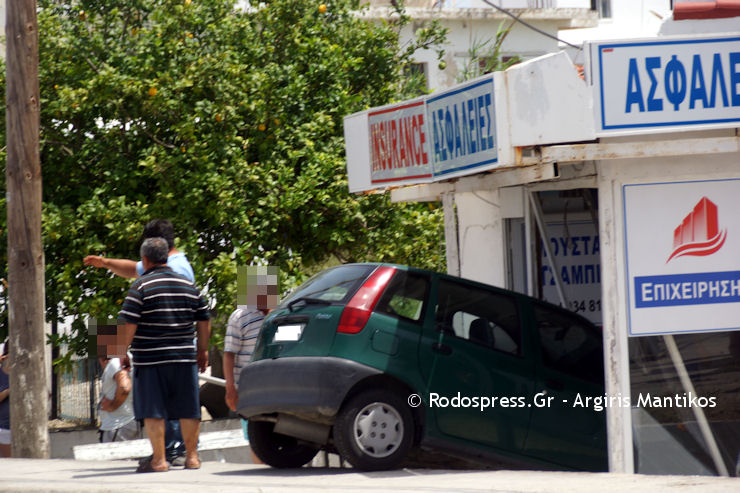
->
xmin=280 ymin=264 xmax=377 ymax=307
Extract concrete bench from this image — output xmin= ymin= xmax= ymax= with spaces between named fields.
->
xmin=73 ymin=429 xmax=248 ymax=461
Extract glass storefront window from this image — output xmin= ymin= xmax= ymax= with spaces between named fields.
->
xmin=630 ymin=331 xmax=740 ymax=476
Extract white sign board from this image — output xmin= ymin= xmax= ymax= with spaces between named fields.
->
xmin=623 ymin=179 xmax=740 ymax=336
xmin=368 ymin=98 xmax=433 ymax=187
xmin=344 ymin=74 xmax=500 ymax=192
xmin=590 ymin=34 xmax=740 ymax=135
xmin=425 ymin=76 xmax=498 ymax=179
xmin=541 ymin=220 xmax=602 ymax=325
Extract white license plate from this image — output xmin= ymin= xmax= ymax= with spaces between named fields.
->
xmin=274 ymin=324 xmax=304 ymax=342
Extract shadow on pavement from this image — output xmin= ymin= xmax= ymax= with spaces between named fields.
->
xmin=212 ymin=465 xmax=487 ymax=479
xmin=72 ymin=465 xmax=141 ymax=480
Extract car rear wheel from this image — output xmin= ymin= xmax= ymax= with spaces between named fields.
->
xmin=247 ymin=420 xmax=319 ymax=468
xmin=333 ymin=390 xmax=414 ymax=471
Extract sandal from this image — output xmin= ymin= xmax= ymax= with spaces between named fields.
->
xmin=136 ymin=459 xmax=169 ymax=473
xmin=184 ymin=459 xmax=201 ymax=470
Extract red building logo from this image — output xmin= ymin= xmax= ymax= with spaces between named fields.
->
xmin=667 ymin=197 xmax=727 ymax=263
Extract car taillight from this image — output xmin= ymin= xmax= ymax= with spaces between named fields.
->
xmin=337 ymin=266 xmax=395 ymax=334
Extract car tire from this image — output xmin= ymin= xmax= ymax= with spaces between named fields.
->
xmin=333 ymin=389 xmax=414 ymax=471
xmin=247 ymin=420 xmax=319 ymax=468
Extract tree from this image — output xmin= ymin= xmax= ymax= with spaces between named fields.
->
xmin=456 ymin=21 xmax=521 ymax=83
xmin=0 ymin=0 xmax=447 ymax=365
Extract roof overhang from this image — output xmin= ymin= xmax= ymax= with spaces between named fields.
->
xmin=344 ymin=32 xmax=740 ymax=196
xmin=673 ymin=1 xmax=740 ymax=20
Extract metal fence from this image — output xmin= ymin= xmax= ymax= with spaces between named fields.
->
xmin=57 ymin=356 xmax=99 ymax=425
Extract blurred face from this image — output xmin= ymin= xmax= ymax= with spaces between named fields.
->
xmin=237 ymin=265 xmax=280 ymax=311
xmin=95 ymin=328 xmax=128 ymax=359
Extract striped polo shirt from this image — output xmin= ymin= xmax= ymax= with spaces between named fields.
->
xmin=223 ymin=307 xmax=265 ymax=386
xmin=118 ymin=265 xmax=210 ymax=366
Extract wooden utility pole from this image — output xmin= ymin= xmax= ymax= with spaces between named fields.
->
xmin=5 ymin=0 xmax=49 ymax=458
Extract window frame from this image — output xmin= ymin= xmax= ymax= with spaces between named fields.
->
xmin=374 ymin=270 xmax=430 ymax=325
xmin=435 ymin=277 xmax=524 ymax=357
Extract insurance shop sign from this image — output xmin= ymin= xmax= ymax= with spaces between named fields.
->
xmin=368 ymin=98 xmax=433 ymax=187
xmin=589 ymin=34 xmax=740 ymax=135
xmin=425 ymin=76 xmax=498 ymax=179
xmin=623 ymin=179 xmax=740 ymax=336
xmin=347 ymin=74 xmax=500 ymax=192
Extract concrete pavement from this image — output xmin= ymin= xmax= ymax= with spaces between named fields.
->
xmin=1 ymin=458 xmax=738 ymax=493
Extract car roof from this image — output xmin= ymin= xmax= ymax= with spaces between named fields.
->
xmin=334 ymin=262 xmax=599 ymax=329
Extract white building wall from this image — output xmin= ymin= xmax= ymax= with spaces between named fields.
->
xmin=371 ymin=2 xmax=597 ymax=90
xmin=455 ymin=189 xmax=507 ymax=287
xmin=659 ymin=15 xmax=740 ymax=36
xmin=406 ymin=16 xmax=566 ymax=91
xmin=402 ymin=0 xmax=590 ymax=10
xmin=560 ymin=0 xmax=672 ymax=46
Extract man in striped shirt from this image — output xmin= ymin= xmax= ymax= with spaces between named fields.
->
xmin=223 ymin=307 xmax=266 ymax=412
xmin=85 ymin=218 xmax=194 ymax=465
xmin=118 ymin=237 xmax=210 ymax=472
xmin=223 ymin=266 xmax=279 ymax=413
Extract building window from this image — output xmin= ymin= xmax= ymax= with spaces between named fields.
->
xmin=476 ymin=56 xmax=520 ymax=76
xmin=591 ymin=0 xmax=611 ymax=18
xmin=477 ymin=57 xmax=494 ymax=75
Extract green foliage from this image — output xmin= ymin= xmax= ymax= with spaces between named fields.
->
xmin=456 ymin=21 xmax=521 ymax=83
xmin=0 ymin=0 xmax=447 ymax=364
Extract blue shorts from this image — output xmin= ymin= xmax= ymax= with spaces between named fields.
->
xmin=133 ymin=363 xmax=201 ymax=420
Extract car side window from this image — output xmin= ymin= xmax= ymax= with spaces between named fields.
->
xmin=375 ymin=271 xmax=429 ymax=323
xmin=533 ymin=303 xmax=603 ymax=384
xmin=435 ymin=279 xmax=521 ymax=356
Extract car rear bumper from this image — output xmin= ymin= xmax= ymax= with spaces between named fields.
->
xmin=236 ymin=356 xmax=383 ymax=423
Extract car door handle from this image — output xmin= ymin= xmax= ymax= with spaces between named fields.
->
xmin=545 ymin=378 xmax=564 ymax=391
xmin=432 ymin=343 xmax=452 ymax=355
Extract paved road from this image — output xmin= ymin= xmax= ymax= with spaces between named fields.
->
xmin=1 ymin=459 xmax=738 ymax=493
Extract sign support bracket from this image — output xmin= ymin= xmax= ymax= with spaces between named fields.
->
xmin=528 ymin=190 xmax=569 ymax=308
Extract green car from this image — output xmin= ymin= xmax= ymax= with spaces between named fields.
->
xmin=237 ymin=263 xmax=606 ymax=471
